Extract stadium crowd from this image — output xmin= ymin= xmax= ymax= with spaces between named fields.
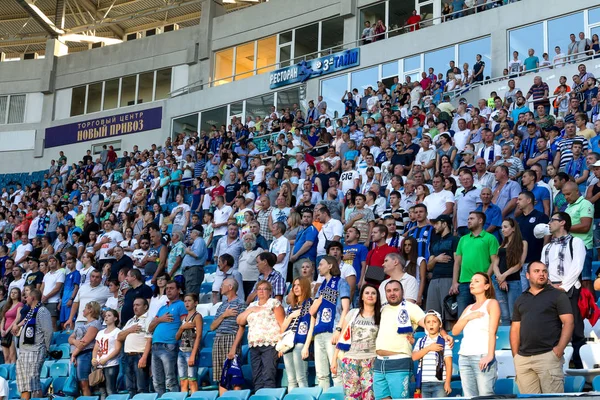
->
xmin=1 ymin=30 xmax=600 ymax=400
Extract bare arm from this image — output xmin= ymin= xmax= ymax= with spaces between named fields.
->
xmin=510 ymin=321 xmax=520 ymax=357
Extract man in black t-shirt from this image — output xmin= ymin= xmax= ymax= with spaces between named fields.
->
xmin=224 ymin=171 xmax=240 ymax=206
xmin=511 ymin=261 xmax=573 ymax=394
xmin=515 ymin=191 xmax=549 ymax=290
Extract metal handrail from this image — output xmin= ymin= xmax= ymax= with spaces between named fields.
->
xmin=171 ymin=0 xmax=519 ymax=96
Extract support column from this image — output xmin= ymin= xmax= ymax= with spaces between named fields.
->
xmin=341 ymin=0 xmax=358 ymax=49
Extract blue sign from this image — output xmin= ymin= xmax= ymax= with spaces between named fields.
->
xmin=45 ymin=107 xmax=163 ymax=148
xmin=269 ymin=48 xmax=360 ymax=89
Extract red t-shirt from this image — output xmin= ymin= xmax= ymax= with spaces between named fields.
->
xmin=211 ymin=185 xmax=225 ymax=200
xmin=366 ymin=243 xmax=399 ymax=268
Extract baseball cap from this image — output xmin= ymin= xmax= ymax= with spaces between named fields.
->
xmin=430 ymin=214 xmax=452 ymax=226
xmin=533 ymin=223 xmax=550 ymax=239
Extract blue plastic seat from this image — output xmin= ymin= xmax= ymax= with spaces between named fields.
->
xmin=77 ymin=397 xmax=101 ymax=400
xmin=495 ymin=326 xmax=511 ymax=350
xmin=249 ymin=396 xmax=277 ymax=400
xmin=200 ymin=282 xmax=213 ymax=294
xmin=323 ymin=387 xmax=342 ymax=394
xmin=199 ymin=347 xmax=212 ymax=367
xmin=8 ymin=380 xmax=20 ymax=399
xmin=204 ymin=264 xmax=217 ymax=274
xmin=5 ymin=364 xmax=16 ymax=380
xmin=106 ymin=395 xmax=131 ymax=400
xmin=51 ymin=376 xmax=67 ymax=393
xmin=0 ymin=365 xmax=9 ymax=380
xmin=288 ymin=388 xmax=322 ymax=399
xmin=189 ymin=391 xmax=218 ymax=400
xmin=450 ymin=381 xmax=463 ymax=397
xmin=52 ymin=331 xmax=71 ymax=345
xmin=592 ymin=375 xmax=600 ymax=391
xmin=202 ymin=331 xmax=216 ymax=348
xmin=565 ymin=375 xmax=585 ymax=393
xmin=56 ymin=343 xmax=71 ymax=358
xmin=202 ymin=316 xmax=214 ymax=330
xmin=255 ymin=388 xmax=286 ymax=400
xmin=220 ymin=390 xmax=251 ymax=400
xmin=133 ymin=394 xmax=158 ymax=400
xmin=41 ymin=377 xmax=53 ymax=395
xmin=160 ymin=392 xmax=189 ymax=400
xmin=283 ymin=395 xmax=314 ymax=400
xmin=49 ymin=360 xmax=70 ymax=378
xmin=494 ymin=378 xmax=519 ymax=395
xmin=317 ymin=394 xmax=342 ymax=400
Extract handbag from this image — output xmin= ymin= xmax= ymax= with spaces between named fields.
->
xmin=363 ymin=265 xmax=386 ymax=284
xmin=0 ymin=332 xmax=12 ymax=348
xmin=88 ymin=367 xmax=105 ymax=387
xmin=275 ymin=329 xmax=295 ymax=353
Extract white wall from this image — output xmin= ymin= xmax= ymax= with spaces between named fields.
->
xmin=24 ymin=93 xmax=44 ymax=123
xmin=0 ymin=130 xmax=36 ymax=151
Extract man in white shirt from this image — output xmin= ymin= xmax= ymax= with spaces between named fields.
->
xmin=339 ymin=160 xmax=360 ymax=194
xmin=65 ymin=269 xmax=110 ymax=329
xmin=252 ymin=157 xmax=266 ymax=186
xmin=423 ymin=175 xmax=455 ymax=220
xmin=316 ymin=205 xmax=344 ymax=260
xmin=553 ymin=46 xmax=566 ymax=68
xmin=212 ymin=195 xmax=233 ymax=251
xmin=453 ymin=120 xmax=471 ymax=152
xmin=41 ymin=255 xmax=66 ymax=329
xmin=14 ymin=238 xmax=33 ymax=267
xmin=379 ymin=252 xmax=418 ymax=305
xmin=93 ymin=219 xmax=124 ymax=264
xmin=412 ymin=135 xmax=436 ymax=180
xmin=116 ymin=188 xmax=131 ymax=216
xmin=169 ymin=193 xmax=190 ymax=234
xmin=8 ymin=265 xmax=25 ymax=293
xmin=269 ymin=222 xmax=291 ymax=278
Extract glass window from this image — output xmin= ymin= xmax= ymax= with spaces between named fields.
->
xmin=548 ymin=13 xmax=584 ymax=59
xmin=230 ymin=102 xmax=243 ymax=116
xmin=294 ymin=23 xmax=319 ymax=63
xmin=424 ymin=46 xmax=454 ymax=79
xmin=0 ymin=96 xmax=7 ymax=124
xmin=256 ymin=36 xmax=277 ymax=74
xmin=351 ymin=66 xmax=378 ymax=93
xmin=173 ymin=113 xmax=199 ymax=137
xmin=382 ymin=61 xmax=398 ymax=78
xmin=280 ymin=31 xmax=293 ymax=44
xmin=321 ymin=74 xmax=348 ymax=120
xmin=278 ymin=87 xmax=301 ymax=113
xmin=7 ymin=95 xmax=25 ymax=124
xmin=321 ymin=17 xmax=344 ymax=53
xmin=589 ymin=7 xmax=600 ymax=25
xmin=71 ymin=86 xmax=86 ymax=117
xmin=103 ymin=79 xmax=119 ymax=110
xmin=246 ymin=93 xmax=275 ymax=121
xmin=87 ymin=83 xmax=103 ymax=113
xmin=200 ymin=106 xmax=227 ymax=131
xmin=404 ymin=55 xmax=421 ymax=72
xmin=359 ymin=3 xmax=385 ymax=42
xmin=235 ymin=42 xmax=255 ymax=81
xmin=120 ymin=75 xmax=137 ymax=107
xmin=155 ymin=68 xmax=172 ymax=100
xmin=279 ymin=45 xmax=292 ymax=68
xmin=388 ymin=0 xmax=413 ymax=37
xmin=137 ymin=72 xmax=154 ymax=104
xmin=458 ymin=37 xmax=492 ymax=80
xmin=214 ymin=48 xmax=234 ymax=86
xmin=509 ymin=23 xmax=544 ymax=66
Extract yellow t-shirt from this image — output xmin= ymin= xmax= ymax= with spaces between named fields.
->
xmin=376 ymin=301 xmax=425 ymax=355
xmin=578 ymin=128 xmax=596 ymax=140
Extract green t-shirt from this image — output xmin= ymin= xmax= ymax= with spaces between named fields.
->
xmin=456 ymin=230 xmax=499 ymax=283
xmin=566 ymin=196 xmax=594 ymax=249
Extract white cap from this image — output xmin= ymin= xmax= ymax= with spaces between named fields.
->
xmin=533 ymin=223 xmax=550 ymax=239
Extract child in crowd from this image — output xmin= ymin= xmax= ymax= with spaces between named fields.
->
xmin=412 ymin=310 xmax=452 ymax=398
xmin=176 ymin=293 xmax=203 ymax=394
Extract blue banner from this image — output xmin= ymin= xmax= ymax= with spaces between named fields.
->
xmin=269 ymin=48 xmax=360 ymax=90
xmin=45 ymin=107 xmax=163 ymax=148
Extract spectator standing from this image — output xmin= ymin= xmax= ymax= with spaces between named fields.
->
xmin=332 ymin=284 xmax=381 ymax=399
xmin=16 ymin=289 xmax=52 ymax=400
xmin=491 ymin=165 xmax=521 ymax=218
xmin=290 ymin=210 xmax=318 ymax=279
xmin=212 ymin=254 xmax=244 ymax=304
xmin=269 ymin=222 xmax=291 ymax=279
xmin=316 ymin=206 xmax=343 ymax=264
xmin=452 ymin=272 xmax=500 ymax=396
xmin=237 ymin=280 xmax=284 ymax=390
xmin=40 ymin=255 xmax=65 ymax=330
xmin=215 ymin=223 xmax=244 ymax=269
xmin=239 ymin=233 xmax=262 ymax=298
xmin=281 ymin=277 xmax=314 ymax=389
xmin=540 ymin=212 xmax=586 ymax=369
xmin=510 ymin=261 xmax=574 ymax=394
xmin=247 ymin=252 xmax=286 ymax=304
xmin=92 ymin=309 xmax=122 ymax=397
xmin=65 ymin=269 xmax=110 ymax=330
xmin=211 ymin=278 xmax=247 ymax=394
xmin=175 ymin=293 xmax=203 ymax=394
xmin=451 ymin=211 xmax=499 ymax=316
xmin=181 ymin=229 xmax=208 ymax=295
xmin=0 ymin=287 xmax=22 ymax=364
xmin=118 ymin=297 xmax=152 ymax=397
xmin=69 ymin=301 xmax=102 ymax=396
xmin=148 ymin=280 xmax=188 ymax=397
xmin=365 ymin=225 xmax=398 ymax=286
xmin=490 ymin=218 xmax=526 ymax=325
xmin=523 ymin=49 xmax=540 ymax=73
xmin=309 ymin=256 xmax=351 ymax=389
xmin=120 ymin=269 xmax=153 ymax=330
xmin=454 ymin=171 xmax=482 ymax=236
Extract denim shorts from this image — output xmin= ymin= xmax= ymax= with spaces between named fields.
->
xmin=76 ymin=351 xmax=93 ymax=380
xmin=177 ymin=351 xmax=199 ymax=381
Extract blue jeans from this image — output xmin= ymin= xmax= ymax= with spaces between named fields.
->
xmin=124 ymin=353 xmax=150 ymax=396
xmin=520 ymin=263 xmax=530 ymax=292
xmin=76 ymin=351 xmax=93 ymax=381
xmin=457 ymin=282 xmax=475 ymax=317
xmin=98 ymin=365 xmax=119 ymax=397
xmin=177 ymin=350 xmax=199 ymax=381
xmin=151 ymin=343 xmax=179 ymax=396
xmin=421 ymin=381 xmax=446 ymax=398
xmin=492 ymin=277 xmax=521 ymax=325
xmin=282 ymin=343 xmax=308 ymax=389
xmin=583 ymin=247 xmax=597 ymax=281
xmin=458 ymin=354 xmax=497 ymax=397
